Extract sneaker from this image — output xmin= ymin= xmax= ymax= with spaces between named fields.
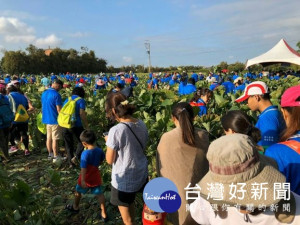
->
xmin=24 ymin=149 xmax=30 ymax=156
xmin=48 ymin=152 xmax=54 ymax=160
xmin=53 ymin=156 xmax=61 ymax=163
xmin=9 ymin=146 xmax=18 ymax=154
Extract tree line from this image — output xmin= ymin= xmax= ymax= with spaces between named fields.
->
xmin=1 ymin=42 xmax=300 ymax=75
xmin=0 ymin=45 xmax=107 ymax=74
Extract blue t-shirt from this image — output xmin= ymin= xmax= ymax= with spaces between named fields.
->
xmin=63 ymin=95 xmax=86 ymax=127
xmin=152 ymin=78 xmax=159 ymax=87
xmin=234 ymin=84 xmax=245 ymax=93
xmin=209 ymin=83 xmax=219 ymax=91
xmin=256 ymin=106 xmax=285 ymax=147
xmin=178 ymin=81 xmax=186 ymax=95
xmin=78 ymin=147 xmax=105 ymax=187
xmin=41 ymin=88 xmax=62 ymax=125
xmin=222 ymin=81 xmax=235 ymax=94
xmin=197 ymin=99 xmax=207 ymax=116
xmin=9 ymin=92 xmax=29 ymax=124
xmin=183 ymin=84 xmax=196 ymax=95
xmin=191 ymin=73 xmax=198 ymax=82
xmin=4 ymin=77 xmax=11 ymax=84
xmin=232 ymin=74 xmax=239 ymax=81
xmin=51 ymin=75 xmax=57 ymax=81
xmin=0 ymin=94 xmax=11 ymax=128
xmin=169 ymin=79 xmax=178 ymax=86
xmin=265 ymin=131 xmax=300 ymax=195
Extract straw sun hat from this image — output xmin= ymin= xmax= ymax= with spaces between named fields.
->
xmin=198 ymin=134 xmax=285 ymax=207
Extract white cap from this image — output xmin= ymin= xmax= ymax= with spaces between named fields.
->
xmin=235 ymin=81 xmax=268 ymax=102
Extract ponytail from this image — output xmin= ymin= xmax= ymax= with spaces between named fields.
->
xmin=247 ymin=126 xmax=261 ymax=143
xmin=172 ymin=102 xmax=195 ymax=146
xmin=221 ymin=110 xmax=261 ymax=143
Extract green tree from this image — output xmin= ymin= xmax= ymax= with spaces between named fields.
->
xmin=1 ymin=50 xmax=28 ymax=74
xmin=297 ymin=41 xmax=300 ymax=53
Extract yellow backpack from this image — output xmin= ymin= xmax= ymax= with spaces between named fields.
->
xmin=8 ymin=94 xmax=29 ymax=122
xmin=58 ymin=97 xmax=81 ymax=128
xmin=36 ymin=112 xmax=46 ymax=134
xmin=15 ymin=104 xmax=29 ymax=122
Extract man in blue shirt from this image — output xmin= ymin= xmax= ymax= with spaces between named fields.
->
xmin=50 ymin=73 xmax=57 ymax=81
xmin=235 ymin=81 xmax=285 ymax=151
xmin=209 ymin=77 xmax=219 ymax=91
xmin=233 ymin=77 xmax=245 ymax=93
xmin=191 ymin=72 xmax=198 ymax=82
xmin=232 ymin=72 xmax=239 ymax=81
xmin=41 ymin=79 xmax=63 ymax=162
xmin=182 ymin=78 xmax=196 ymax=95
xmin=222 ymin=77 xmax=235 ymax=94
xmin=62 ymin=87 xmax=88 ymax=167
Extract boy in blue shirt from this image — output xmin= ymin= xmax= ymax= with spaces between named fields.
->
xmin=236 ymin=81 xmax=285 ymax=151
xmin=65 ymin=130 xmax=108 ymax=222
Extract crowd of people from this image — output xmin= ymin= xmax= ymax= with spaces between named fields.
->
xmin=0 ymin=71 xmax=300 ymax=225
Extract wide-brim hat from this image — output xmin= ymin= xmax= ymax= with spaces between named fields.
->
xmin=198 ymin=134 xmax=285 ymax=207
xmin=235 ymin=81 xmax=268 ymax=102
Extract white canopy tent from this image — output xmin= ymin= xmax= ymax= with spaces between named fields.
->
xmin=246 ymin=39 xmax=300 ymax=68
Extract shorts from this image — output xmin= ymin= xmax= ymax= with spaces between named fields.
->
xmin=110 ymin=180 xmax=148 ymax=207
xmin=75 ymin=184 xmax=103 ymax=195
xmin=46 ymin=125 xmax=62 ymax=140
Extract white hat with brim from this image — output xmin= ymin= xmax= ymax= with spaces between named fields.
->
xmin=233 ymin=77 xmax=243 ymax=84
xmin=198 ymin=134 xmax=285 ymax=207
xmin=210 ymin=77 xmax=217 ymax=83
xmin=235 ymin=81 xmax=268 ymax=103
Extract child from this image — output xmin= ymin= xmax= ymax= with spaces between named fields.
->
xmin=142 ymin=205 xmax=167 ymax=225
xmin=65 ymin=130 xmax=108 ymax=222
xmin=190 ymin=88 xmax=213 ymax=116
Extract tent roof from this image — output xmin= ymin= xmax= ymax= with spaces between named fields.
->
xmin=246 ymin=39 xmax=300 ymax=68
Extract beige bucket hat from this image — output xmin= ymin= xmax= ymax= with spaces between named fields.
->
xmin=199 ymin=134 xmax=285 ymax=207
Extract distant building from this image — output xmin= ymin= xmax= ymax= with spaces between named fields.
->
xmin=44 ymin=47 xmax=53 ymax=56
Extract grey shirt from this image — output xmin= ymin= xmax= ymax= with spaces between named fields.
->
xmin=106 ymin=120 xmax=148 ymax=192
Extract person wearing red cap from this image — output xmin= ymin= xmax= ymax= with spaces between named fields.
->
xmin=235 ymin=81 xmax=285 ymax=152
xmin=265 ymin=85 xmax=300 ymax=195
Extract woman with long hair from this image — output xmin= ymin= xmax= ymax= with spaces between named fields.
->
xmin=157 ymin=102 xmax=209 ymax=225
xmin=105 ymin=92 xmax=148 ymax=225
xmin=221 ymin=110 xmax=261 ymax=143
xmin=265 ymin=85 xmax=300 ymax=195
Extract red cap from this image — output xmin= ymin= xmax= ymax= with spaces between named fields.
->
xmin=281 ymin=85 xmax=300 ymax=107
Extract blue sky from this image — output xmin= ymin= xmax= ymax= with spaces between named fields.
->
xmin=0 ymin=0 xmax=299 ymax=67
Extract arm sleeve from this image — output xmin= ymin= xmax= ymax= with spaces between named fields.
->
xmin=106 ymin=126 xmax=120 ymax=151
xmin=79 ymin=99 xmax=86 ymax=110
xmin=80 ymin=151 xmax=88 ymax=168
xmin=56 ymin=94 xmax=62 ymax=106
